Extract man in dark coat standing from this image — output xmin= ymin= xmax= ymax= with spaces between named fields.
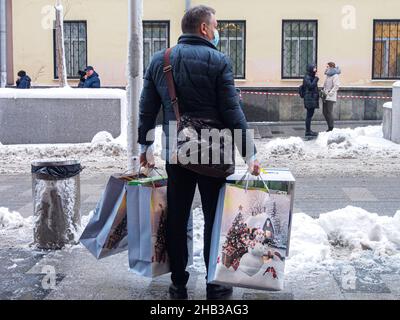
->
xmin=16 ymin=70 xmax=31 ymax=89
xmin=138 ymin=5 xmax=260 ymax=300
xmin=302 ymin=63 xmax=319 ymax=137
xmin=77 ymin=70 xmax=86 ymax=88
xmin=83 ymin=66 xmax=101 ymax=88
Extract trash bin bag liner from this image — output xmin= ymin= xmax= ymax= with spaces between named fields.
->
xmin=31 ymin=164 xmax=82 ymax=179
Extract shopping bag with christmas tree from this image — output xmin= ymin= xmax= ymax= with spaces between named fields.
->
xmin=80 ymin=173 xmax=137 ymax=259
xmin=208 ymin=169 xmax=295 ymax=291
xmin=127 ymin=175 xmax=193 ymax=278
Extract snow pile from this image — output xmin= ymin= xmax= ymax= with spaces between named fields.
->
xmin=318 ymin=206 xmax=400 ymax=255
xmin=89 ymin=132 xmax=126 ymax=157
xmin=257 ymin=126 xmax=400 ymax=162
xmin=287 ymin=213 xmax=331 ymax=268
xmin=263 ymin=137 xmax=305 ymax=158
xmin=0 ymin=207 xmax=31 ymax=230
xmin=0 ymin=87 xmax=126 ymax=100
xmin=81 ymin=210 xmax=95 ymax=229
xmin=286 ymin=206 xmax=400 ymax=273
xmin=0 ymin=138 xmax=127 ymax=174
xmin=1 ymin=125 xmax=399 ymax=175
xmin=91 ymin=131 xmax=114 ymax=145
xmin=313 ymin=126 xmax=400 ymax=159
xmin=189 ymin=206 xmax=400 ymax=275
xmin=0 ymin=142 xmax=125 ymax=161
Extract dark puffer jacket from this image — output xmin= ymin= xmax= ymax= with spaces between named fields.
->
xmin=138 ymin=34 xmax=255 ymax=160
xmin=303 ymin=64 xmax=320 ymax=109
xmin=83 ymin=71 xmax=101 ymax=88
xmin=16 ymin=75 xmax=31 ymax=89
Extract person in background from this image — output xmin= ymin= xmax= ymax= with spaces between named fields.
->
xmin=302 ymin=63 xmax=319 ymax=138
xmin=77 ymin=70 xmax=86 ymax=88
xmin=83 ymin=66 xmax=101 ymax=88
xmin=16 ymin=70 xmax=31 ymax=89
xmin=236 ymin=88 xmax=244 ymax=109
xmin=323 ymin=62 xmax=341 ymax=132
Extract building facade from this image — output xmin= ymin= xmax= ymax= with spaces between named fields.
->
xmin=8 ymin=0 xmax=400 ymax=88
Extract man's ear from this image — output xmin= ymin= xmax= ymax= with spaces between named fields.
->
xmin=200 ymin=22 xmax=208 ymax=37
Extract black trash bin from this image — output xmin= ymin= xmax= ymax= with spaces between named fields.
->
xmin=31 ymin=160 xmax=82 ymax=249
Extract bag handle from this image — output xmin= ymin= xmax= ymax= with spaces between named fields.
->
xmin=238 ymin=170 xmax=270 ymax=193
xmin=163 ymin=47 xmax=181 ymax=123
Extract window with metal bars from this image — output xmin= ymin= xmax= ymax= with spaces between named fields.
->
xmin=143 ymin=21 xmax=170 ymax=74
xmin=373 ymin=20 xmax=400 ymax=79
xmin=282 ymin=20 xmax=318 ymax=79
xmin=216 ymin=21 xmax=246 ymax=79
xmin=53 ymin=21 xmax=87 ymax=79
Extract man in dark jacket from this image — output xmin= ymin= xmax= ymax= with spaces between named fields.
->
xmin=77 ymin=70 xmax=86 ymax=88
xmin=138 ymin=5 xmax=260 ymax=300
xmin=16 ymin=70 xmax=31 ymax=89
xmin=302 ymin=63 xmax=319 ymax=137
xmin=83 ymin=66 xmax=101 ymax=88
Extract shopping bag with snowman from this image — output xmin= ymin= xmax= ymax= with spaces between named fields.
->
xmin=208 ymin=169 xmax=295 ymax=291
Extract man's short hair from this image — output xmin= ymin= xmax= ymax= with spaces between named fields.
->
xmin=181 ymin=5 xmax=216 ymax=34
xmin=17 ymin=70 xmax=26 ymax=77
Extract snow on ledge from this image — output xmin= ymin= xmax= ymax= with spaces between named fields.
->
xmin=0 ymin=88 xmax=127 ymax=100
xmin=383 ymin=102 xmax=392 ymax=109
xmin=394 ymin=81 xmax=400 ymax=88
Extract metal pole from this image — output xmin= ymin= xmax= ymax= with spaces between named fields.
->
xmin=55 ymin=0 xmax=68 ymax=87
xmin=126 ymin=0 xmax=143 ymax=172
xmin=0 ymin=0 xmax=7 ymax=88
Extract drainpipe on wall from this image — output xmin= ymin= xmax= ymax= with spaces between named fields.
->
xmin=6 ymin=0 xmax=13 ymax=86
xmin=0 ymin=0 xmax=7 ymax=88
xmin=185 ymin=0 xmax=191 ymax=11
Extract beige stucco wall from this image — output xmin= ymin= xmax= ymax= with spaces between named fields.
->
xmin=12 ymin=0 xmax=185 ymax=87
xmin=12 ymin=0 xmax=400 ymax=87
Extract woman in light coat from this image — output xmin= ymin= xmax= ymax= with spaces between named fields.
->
xmin=323 ymin=62 xmax=341 ymax=132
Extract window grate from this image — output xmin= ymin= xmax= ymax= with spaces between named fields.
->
xmin=373 ymin=20 xmax=400 ymax=80
xmin=143 ymin=21 xmax=170 ymax=74
xmin=54 ymin=21 xmax=87 ymax=79
xmin=217 ymin=21 xmax=246 ymax=79
xmin=282 ymin=20 xmax=317 ymax=79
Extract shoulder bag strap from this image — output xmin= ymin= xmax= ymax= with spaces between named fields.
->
xmin=163 ymin=47 xmax=181 ymax=123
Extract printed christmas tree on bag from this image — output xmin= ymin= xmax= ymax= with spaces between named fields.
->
xmin=221 ymin=206 xmax=249 ymax=269
xmin=154 ymin=204 xmax=167 ymax=264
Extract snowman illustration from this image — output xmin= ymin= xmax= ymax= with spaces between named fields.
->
xmin=238 ymin=240 xmax=266 ymax=277
xmin=239 ymin=216 xmax=278 ymax=277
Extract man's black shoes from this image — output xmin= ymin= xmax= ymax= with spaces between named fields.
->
xmin=169 ymin=283 xmax=188 ymax=300
xmin=206 ymin=284 xmax=233 ymax=300
xmin=305 ymin=130 xmax=319 ymax=137
xmin=169 ymin=283 xmax=234 ymax=300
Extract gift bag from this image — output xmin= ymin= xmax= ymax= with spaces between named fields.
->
xmin=127 ymin=176 xmax=193 ymax=278
xmin=208 ymin=169 xmax=295 ymax=291
xmin=80 ymin=174 xmax=135 ymax=259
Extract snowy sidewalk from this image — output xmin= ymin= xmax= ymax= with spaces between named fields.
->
xmin=0 ymin=172 xmax=400 ymax=300
xmin=1 ymin=123 xmax=399 ymax=300
xmin=2 ymin=245 xmax=399 ymax=300
xmin=1 ymin=173 xmax=400 ymax=219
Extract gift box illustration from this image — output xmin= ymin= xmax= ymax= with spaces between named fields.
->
xmin=208 ymin=169 xmax=295 ymax=291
